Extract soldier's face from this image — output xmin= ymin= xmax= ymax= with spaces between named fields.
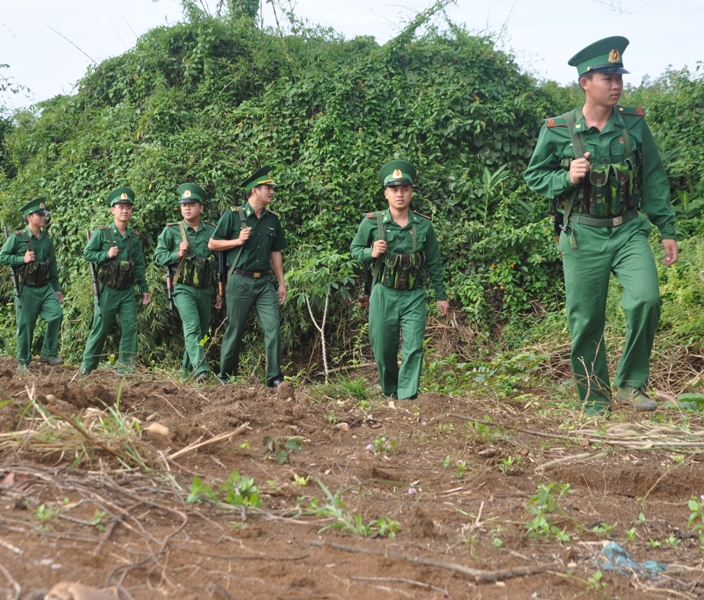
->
xmin=385 ymin=184 xmax=413 ymax=210
xmin=111 ymin=203 xmax=133 ymax=224
xmin=180 ymin=201 xmax=203 ymax=220
xmin=582 ymin=72 xmax=623 ymax=107
xmin=27 ymin=212 xmax=47 ymax=228
xmin=251 ymin=184 xmax=275 ymax=205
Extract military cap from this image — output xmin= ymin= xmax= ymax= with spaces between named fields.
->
xmin=569 ymin=36 xmax=630 ymax=77
xmin=21 ymin=197 xmax=49 ymax=217
xmin=378 ymin=160 xmax=417 ymax=187
xmin=177 ymin=183 xmax=207 ymax=204
xmin=242 ymin=166 xmax=277 ymax=192
xmin=107 ymin=186 xmax=135 ymax=206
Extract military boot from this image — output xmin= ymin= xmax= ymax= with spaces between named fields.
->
xmin=615 ymin=387 xmax=657 ymax=412
xmin=40 ymin=355 xmax=64 ymax=365
xmin=16 ymin=362 xmax=31 ymax=373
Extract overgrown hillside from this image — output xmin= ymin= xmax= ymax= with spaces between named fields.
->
xmin=1 ymin=2 xmax=703 ymax=382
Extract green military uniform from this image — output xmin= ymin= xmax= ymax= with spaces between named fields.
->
xmin=0 ymin=198 xmax=63 ymax=368
xmin=80 ymin=187 xmax=149 ymax=376
xmin=351 ymin=161 xmax=447 ymax=400
xmin=524 ymin=37 xmax=675 ymax=412
xmin=212 ymin=167 xmax=288 ymax=385
xmin=154 ymin=183 xmax=217 ymax=380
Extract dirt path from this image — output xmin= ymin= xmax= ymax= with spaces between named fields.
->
xmin=1 ymin=362 xmax=703 ymax=599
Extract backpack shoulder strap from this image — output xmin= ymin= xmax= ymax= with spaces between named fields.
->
xmin=19 ymin=229 xmax=34 ymax=253
xmin=561 ymin=109 xmax=585 ymax=246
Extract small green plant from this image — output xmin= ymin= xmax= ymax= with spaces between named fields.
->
xmin=586 ymin=570 xmax=605 ymax=592
xmin=33 ymin=503 xmax=58 ymax=526
xmin=91 ymin=510 xmax=108 ymax=531
xmin=307 ymin=479 xmax=401 ymax=538
xmin=687 ymin=494 xmax=704 ymax=551
xmin=498 ymin=455 xmax=522 ymax=474
xmin=647 ymin=539 xmax=662 ymax=548
xmin=664 ymin=535 xmax=681 ymax=548
xmin=293 ymin=474 xmax=310 ymax=486
xmin=186 ymin=476 xmax=218 ymax=505
xmin=625 ymin=527 xmax=638 ymax=540
xmin=525 ymin=482 xmax=573 ymax=542
xmin=443 ymin=456 xmax=468 ymax=478
xmin=221 ymin=471 xmax=262 ymax=507
xmin=437 ymin=423 xmax=453 ymax=434
xmin=367 ymin=436 xmax=396 ymax=454
xmin=590 ymin=522 xmax=617 ymax=536
xmin=493 ymin=536 xmax=503 ymax=548
xmin=263 ymin=435 xmax=302 ymax=464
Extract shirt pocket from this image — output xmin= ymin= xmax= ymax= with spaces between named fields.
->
xmin=609 ymin=135 xmax=629 ymax=159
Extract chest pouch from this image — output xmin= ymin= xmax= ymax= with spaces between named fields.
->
xmin=20 ymin=260 xmax=52 ymax=287
xmin=100 ymin=259 xmax=135 ymax=290
xmin=181 ymin=255 xmax=216 ymax=288
xmin=380 ymin=251 xmax=427 ymax=291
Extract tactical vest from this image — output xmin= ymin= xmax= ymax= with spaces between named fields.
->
xmin=559 ymin=109 xmax=642 ymax=219
xmin=172 ymin=221 xmax=216 ymax=288
xmin=370 ymin=212 xmax=427 ymax=292
xmin=98 ymin=228 xmax=135 ymax=290
xmin=18 ymin=230 xmax=52 ymax=287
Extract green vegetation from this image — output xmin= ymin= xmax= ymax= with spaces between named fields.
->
xmin=525 ymin=482 xmax=573 ymax=542
xmin=186 ymin=470 xmax=263 ymax=507
xmin=0 ymin=2 xmax=703 ymax=390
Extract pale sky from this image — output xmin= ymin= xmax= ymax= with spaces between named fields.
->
xmin=1 ymin=0 xmax=702 ymax=110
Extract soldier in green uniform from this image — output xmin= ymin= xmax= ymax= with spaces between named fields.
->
xmin=208 ymin=166 xmax=288 ymax=386
xmin=0 ymin=197 xmax=64 ymax=371
xmin=524 ymin=37 xmax=678 ymax=414
xmin=80 ymin=187 xmax=152 ymax=377
xmin=351 ymin=160 xmax=449 ymax=400
xmin=154 ymin=183 xmax=221 ymax=383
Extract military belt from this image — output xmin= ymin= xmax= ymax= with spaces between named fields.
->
xmin=232 ymin=268 xmax=271 ymax=278
xmin=568 ymin=208 xmax=639 ymax=228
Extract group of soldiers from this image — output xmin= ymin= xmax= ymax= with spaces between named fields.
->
xmin=0 ymin=37 xmax=680 ymax=413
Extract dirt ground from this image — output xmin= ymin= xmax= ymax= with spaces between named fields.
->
xmin=1 ymin=359 xmax=704 ymax=600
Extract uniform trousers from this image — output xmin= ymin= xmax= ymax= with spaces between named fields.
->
xmin=81 ymin=286 xmax=139 ymax=374
xmin=560 ymin=216 xmax=661 ymax=409
xmin=15 ymin=284 xmax=63 ymax=363
xmin=369 ymin=284 xmax=427 ymax=400
xmin=219 ymin=273 xmax=281 ymax=385
xmin=173 ymin=284 xmax=213 ymax=377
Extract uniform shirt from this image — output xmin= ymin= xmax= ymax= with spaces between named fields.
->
xmin=524 ymin=105 xmax=676 ymax=239
xmin=0 ymin=227 xmax=61 ymax=292
xmin=153 ymin=220 xmax=216 ymax=267
xmin=211 ymin=202 xmax=287 ymax=271
xmin=84 ymin=223 xmax=149 ymax=294
xmin=350 ymin=210 xmax=448 ymax=300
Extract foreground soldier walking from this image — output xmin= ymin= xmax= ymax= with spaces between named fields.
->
xmin=208 ymin=166 xmax=288 ymax=386
xmin=0 ymin=197 xmax=64 ymax=371
xmin=154 ymin=183 xmax=220 ymax=383
xmin=80 ymin=187 xmax=151 ymax=377
xmin=351 ymin=160 xmax=449 ymax=400
xmin=524 ymin=37 xmax=678 ymax=414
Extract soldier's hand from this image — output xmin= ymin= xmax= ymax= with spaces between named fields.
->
xmin=56 ymin=291 xmax=64 ymax=303
xmin=178 ymin=240 xmax=189 ymax=259
xmin=569 ymin=151 xmax=591 ymax=185
xmin=437 ymin=300 xmax=449 ymax=316
xmin=107 ymin=245 xmax=119 ymax=259
xmin=238 ymin=227 xmax=252 ymax=245
xmin=277 ymin=283 xmax=287 ymax=305
xmin=24 ymin=250 xmax=35 ymax=263
xmin=143 ymin=293 xmax=152 ymax=305
xmin=371 ymin=240 xmax=387 ymax=258
xmin=661 ymin=239 xmax=679 ymax=266
xmin=215 ymin=295 xmax=222 ymax=310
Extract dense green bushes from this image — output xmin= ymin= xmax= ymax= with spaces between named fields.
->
xmin=1 ymin=5 xmax=702 ymax=375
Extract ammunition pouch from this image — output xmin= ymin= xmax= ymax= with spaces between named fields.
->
xmin=99 ymin=259 xmax=135 ymax=290
xmin=379 ymin=251 xmax=426 ymax=291
xmin=180 ymin=255 xmax=216 ymax=288
xmin=562 ymin=150 xmax=642 ymax=220
xmin=19 ymin=260 xmax=51 ymax=287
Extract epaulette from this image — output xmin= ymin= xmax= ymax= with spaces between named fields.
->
xmin=415 ymin=212 xmax=431 ymax=220
xmin=617 ymin=105 xmax=645 ymax=117
xmin=167 ymin=222 xmax=178 ymax=227
xmin=545 ymin=116 xmax=568 ymax=128
xmin=133 ymin=231 xmax=140 ymax=237
xmin=368 ymin=213 xmax=375 ymax=219
xmin=14 ymin=230 xmax=19 ymax=235
xmin=99 ymin=226 xmax=105 ymax=230
xmin=268 ymin=210 xmax=279 ymax=217
xmin=205 ymin=221 xmax=215 ymax=227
